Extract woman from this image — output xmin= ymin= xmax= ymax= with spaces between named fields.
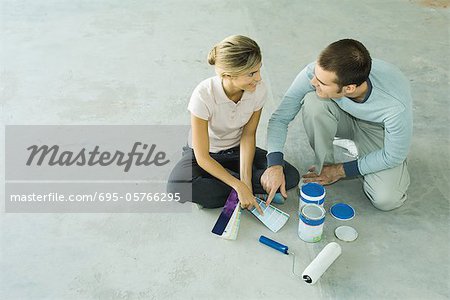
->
xmin=167 ymin=35 xmax=299 ymax=211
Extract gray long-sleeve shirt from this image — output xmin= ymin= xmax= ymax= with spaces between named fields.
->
xmin=267 ymin=59 xmax=413 ymax=176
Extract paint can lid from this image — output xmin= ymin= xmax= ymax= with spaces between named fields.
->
xmin=330 ymin=203 xmax=355 ymax=220
xmin=301 ymin=182 xmax=325 ymax=197
xmin=335 ymin=225 xmax=358 ymax=242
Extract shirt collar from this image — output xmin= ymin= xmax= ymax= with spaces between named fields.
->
xmin=341 ymin=78 xmax=372 ymax=103
xmin=213 ymin=76 xmax=252 ymax=104
xmin=360 ymin=78 xmax=372 ymax=103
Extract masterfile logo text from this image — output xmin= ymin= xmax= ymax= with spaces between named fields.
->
xmin=26 ymin=142 xmax=170 ymax=172
xmin=4 ymin=125 xmax=192 ymax=213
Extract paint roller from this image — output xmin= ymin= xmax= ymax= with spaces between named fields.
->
xmin=302 ymin=242 xmax=342 ymax=284
xmin=258 ymin=236 xmax=342 ymax=284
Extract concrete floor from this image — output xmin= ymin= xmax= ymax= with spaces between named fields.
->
xmin=1 ymin=0 xmax=449 ymax=299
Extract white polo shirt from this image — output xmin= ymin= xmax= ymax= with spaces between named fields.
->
xmin=187 ymin=76 xmax=267 ymax=153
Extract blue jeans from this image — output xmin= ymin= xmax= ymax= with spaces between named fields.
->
xmin=166 ymin=146 xmax=300 ymax=208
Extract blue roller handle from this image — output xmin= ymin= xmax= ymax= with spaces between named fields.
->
xmin=259 ymin=235 xmax=289 ymax=254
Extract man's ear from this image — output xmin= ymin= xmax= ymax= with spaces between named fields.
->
xmin=344 ymin=84 xmax=357 ymax=94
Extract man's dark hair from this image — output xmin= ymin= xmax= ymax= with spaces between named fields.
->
xmin=318 ymin=39 xmax=372 ymax=89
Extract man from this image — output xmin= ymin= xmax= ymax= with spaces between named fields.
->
xmin=261 ymin=39 xmax=412 ymax=211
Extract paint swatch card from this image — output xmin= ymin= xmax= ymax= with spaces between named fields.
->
xmin=250 ymin=198 xmax=290 ymax=233
xmin=212 ymin=190 xmax=241 ymax=239
xmin=221 ymin=204 xmax=241 ymax=240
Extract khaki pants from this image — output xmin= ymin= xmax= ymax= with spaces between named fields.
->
xmin=301 ymin=95 xmax=410 ymax=211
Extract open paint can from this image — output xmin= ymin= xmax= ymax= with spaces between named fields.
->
xmin=298 ymin=204 xmax=326 ymax=243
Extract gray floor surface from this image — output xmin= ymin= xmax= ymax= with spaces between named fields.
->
xmin=1 ymin=0 xmax=449 ymax=299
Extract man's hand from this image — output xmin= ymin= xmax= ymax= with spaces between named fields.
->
xmin=302 ymin=164 xmax=346 ymax=185
xmin=260 ymin=165 xmax=287 ymax=206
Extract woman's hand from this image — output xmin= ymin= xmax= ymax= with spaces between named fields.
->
xmin=236 ymin=182 xmax=264 ymax=215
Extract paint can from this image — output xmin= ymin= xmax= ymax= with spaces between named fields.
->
xmin=298 ymin=204 xmax=326 ymax=243
xmin=299 ymin=182 xmax=326 ymax=209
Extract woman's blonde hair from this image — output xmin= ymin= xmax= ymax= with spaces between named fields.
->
xmin=207 ymin=35 xmax=261 ymax=77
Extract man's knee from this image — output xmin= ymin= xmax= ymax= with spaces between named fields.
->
xmin=303 ymin=96 xmax=327 ymax=116
xmin=303 ymin=95 xmax=338 ymax=117
xmin=363 ymin=183 xmax=407 ymax=211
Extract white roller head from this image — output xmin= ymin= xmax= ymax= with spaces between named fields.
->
xmin=302 ymin=242 xmax=342 ymax=284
